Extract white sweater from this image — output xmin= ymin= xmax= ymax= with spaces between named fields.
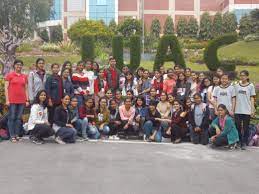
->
xmin=27 ymin=104 xmax=48 ymax=130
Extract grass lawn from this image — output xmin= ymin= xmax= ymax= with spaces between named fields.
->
xmin=218 ymin=41 xmax=259 ymax=65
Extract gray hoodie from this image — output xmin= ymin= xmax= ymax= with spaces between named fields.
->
xmin=28 ymin=70 xmax=47 ymax=102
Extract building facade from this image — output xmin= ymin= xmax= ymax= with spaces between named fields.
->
xmin=46 ymin=0 xmax=259 ymax=40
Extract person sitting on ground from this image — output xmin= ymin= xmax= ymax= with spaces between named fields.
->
xmin=108 ymin=99 xmax=121 ymax=140
xmin=143 ymin=100 xmax=162 ymax=142
xmin=210 ymin=104 xmax=239 ymax=149
xmin=27 ymin=90 xmax=55 ymax=144
xmin=53 ymin=94 xmax=77 ymax=144
xmin=96 ymin=97 xmax=110 ymax=139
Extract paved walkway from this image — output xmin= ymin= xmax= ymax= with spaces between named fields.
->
xmin=1 ymin=140 xmax=259 ymax=194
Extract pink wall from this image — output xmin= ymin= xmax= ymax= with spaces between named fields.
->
xmin=200 ymin=0 xmax=220 ymax=11
xmin=144 ymin=14 xmax=168 ymax=30
xmin=119 ymin=0 xmax=138 ymax=11
xmin=144 ymin=0 xmax=169 ymax=10
xmin=175 ymin=0 xmax=194 ymax=11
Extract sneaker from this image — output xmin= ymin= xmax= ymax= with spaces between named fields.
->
xmin=143 ymin=135 xmax=147 ymax=141
xmin=55 ymin=136 xmax=66 ymax=144
xmin=113 ymin=135 xmax=120 ymax=140
xmin=229 ymin=143 xmax=238 ymax=150
xmin=241 ymin=143 xmax=247 ymax=150
xmin=174 ymin=138 xmax=182 ymax=144
xmin=30 ymin=136 xmax=43 ymax=145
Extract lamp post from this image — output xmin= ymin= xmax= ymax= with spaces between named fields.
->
xmin=142 ymin=0 xmax=145 ymax=56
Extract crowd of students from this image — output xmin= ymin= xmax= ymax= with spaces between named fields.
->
xmin=3 ymin=57 xmax=256 ymax=150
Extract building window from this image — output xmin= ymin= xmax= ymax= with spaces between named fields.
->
xmin=97 ymin=0 xmax=107 ymax=5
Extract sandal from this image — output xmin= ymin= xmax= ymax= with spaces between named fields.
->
xmin=10 ymin=137 xmax=17 ymax=143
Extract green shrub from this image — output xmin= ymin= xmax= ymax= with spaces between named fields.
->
xmin=186 ymin=17 xmax=198 ymax=38
xmin=154 ymin=35 xmax=185 ymax=70
xmin=81 ymin=35 xmax=95 ymax=61
xmin=204 ymin=33 xmax=238 ymax=71
xmin=58 ymin=41 xmax=78 ymax=53
xmin=176 ymin=17 xmax=188 ymax=37
xmin=17 ymin=43 xmax=33 ymax=52
xmin=199 ymin=12 xmax=213 ymax=40
xmin=183 ymin=42 xmax=207 ymax=49
xmin=112 ymin=35 xmax=124 ymax=70
xmin=39 ymin=29 xmax=49 ymax=42
xmin=130 ymin=35 xmax=141 ymax=71
xmin=118 ymin=18 xmax=142 ymax=38
xmin=163 ymin=16 xmax=174 ymax=35
xmin=40 ymin=43 xmax=60 ymax=52
xmin=150 ymin=18 xmax=161 ymax=38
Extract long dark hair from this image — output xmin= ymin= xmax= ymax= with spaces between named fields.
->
xmin=124 ymin=72 xmax=134 ymax=89
xmin=135 ymin=95 xmax=146 ymax=108
xmin=217 ymin=104 xmax=229 ymax=115
xmin=98 ymin=97 xmax=108 ymax=113
xmin=200 ymin=77 xmax=211 ymax=91
xmin=33 ymin=90 xmax=48 ymax=108
xmin=61 ymin=61 xmax=72 ymax=78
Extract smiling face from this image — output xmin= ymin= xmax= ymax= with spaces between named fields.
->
xmin=52 ymin=64 xmax=60 ymax=75
xmin=194 ymin=95 xmax=202 ymax=105
xmin=115 ymin=91 xmax=121 ymax=99
xmin=124 ymin=99 xmax=132 ymax=108
xmin=203 ymin=78 xmax=211 ymax=87
xmin=143 ymin=70 xmax=149 ymax=79
xmin=106 ymin=90 xmax=113 ymax=99
xmin=136 ymin=98 xmax=143 ymax=107
xmin=37 ymin=60 xmax=45 ymax=70
xmin=160 ymin=92 xmax=167 ymax=102
xmin=39 ymin=91 xmax=47 ymax=103
xmin=126 ymin=91 xmax=133 ymax=99
xmin=100 ymin=98 xmax=107 ymax=109
xmin=173 ymin=101 xmax=180 ymax=111
xmin=110 ymin=100 xmax=117 ymax=110
xmin=213 ymin=76 xmax=220 ymax=85
xmin=240 ymin=72 xmax=248 ymax=83
xmin=185 ymin=69 xmax=191 ymax=77
xmin=85 ymin=99 xmax=94 ymax=108
xmin=122 ymin=66 xmax=129 ymax=74
xmin=191 ymin=72 xmax=198 ymax=81
xmin=221 ymin=75 xmax=229 ymax=86
xmin=198 ymin=73 xmax=205 ymax=82
xmin=178 ymin=73 xmax=185 ymax=81
xmin=62 ymin=69 xmax=70 ymax=79
xmin=168 ymin=94 xmax=174 ymax=103
xmin=155 ymin=70 xmax=161 ymax=79
xmin=150 ymin=88 xmax=157 ymax=97
xmin=70 ymin=97 xmax=78 ymax=108
xmin=62 ymin=95 xmax=70 ymax=107
xmin=77 ymin=63 xmax=84 ymax=72
xmin=14 ymin=62 xmax=23 ymax=73
xmin=217 ymin=106 xmax=227 ymax=117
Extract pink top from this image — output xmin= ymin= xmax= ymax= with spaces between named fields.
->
xmin=119 ymin=105 xmax=135 ymax=124
xmin=163 ymin=78 xmax=176 ymax=94
xmin=5 ymin=71 xmax=27 ymax=104
xmin=219 ymin=116 xmax=227 ymax=130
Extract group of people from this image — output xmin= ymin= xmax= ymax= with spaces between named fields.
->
xmin=3 ymin=56 xmax=256 ymax=150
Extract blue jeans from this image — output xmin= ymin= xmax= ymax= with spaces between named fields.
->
xmin=57 ymin=127 xmax=77 ymax=143
xmin=8 ymin=104 xmax=25 ymax=138
xmin=88 ymin=124 xmax=100 ymax=139
xmin=99 ymin=124 xmax=110 ymax=136
xmin=143 ymin=121 xmax=162 ymax=142
xmin=74 ymin=118 xmax=88 ymax=138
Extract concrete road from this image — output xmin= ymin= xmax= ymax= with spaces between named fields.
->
xmin=0 ymin=139 xmax=259 ymax=194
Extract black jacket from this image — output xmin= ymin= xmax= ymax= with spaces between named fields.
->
xmin=189 ymin=104 xmax=210 ymax=130
xmin=54 ymin=105 xmax=72 ymax=127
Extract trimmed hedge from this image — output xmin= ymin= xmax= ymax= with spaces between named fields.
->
xmin=130 ymin=35 xmax=141 ymax=71
xmin=204 ymin=33 xmax=238 ymax=71
xmin=154 ymin=35 xmax=185 ymax=70
xmin=112 ymin=35 xmax=124 ymax=70
xmin=81 ymin=35 xmax=95 ymax=61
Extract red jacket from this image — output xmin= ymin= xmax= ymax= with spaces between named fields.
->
xmin=94 ymin=79 xmax=108 ymax=93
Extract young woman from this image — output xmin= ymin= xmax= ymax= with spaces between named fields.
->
xmin=45 ymin=63 xmax=63 ymax=124
xmin=234 ymin=70 xmax=256 ymax=149
xmin=135 ymin=67 xmax=144 ymax=81
xmin=119 ymin=98 xmax=136 ymax=139
xmin=72 ymin=61 xmax=89 ymax=107
xmin=60 ymin=61 xmax=72 ymax=80
xmin=213 ymin=74 xmax=236 ymax=115
xmin=165 ymin=100 xmax=187 ymax=143
xmin=92 ymin=61 xmax=100 ymax=76
xmin=174 ymin=72 xmax=191 ymax=103
xmin=151 ymin=70 xmax=164 ymax=96
xmin=198 ymin=72 xmax=205 ymax=84
xmin=119 ymin=65 xmax=129 ymax=89
xmin=27 ymin=90 xmax=54 ymax=144
xmin=156 ymin=92 xmax=171 ymax=119
xmin=210 ymin=104 xmax=239 ymax=149
xmin=207 ymin=75 xmax=220 ymax=120
xmin=53 ymin=95 xmax=77 ymax=144
xmin=108 ymin=99 xmax=121 ymax=140
xmin=163 ymin=68 xmax=177 ymax=95
xmin=79 ymin=97 xmax=100 ymax=139
xmin=134 ymin=96 xmax=148 ymax=137
xmin=216 ymin=67 xmax=224 ymax=78
xmin=62 ymin=68 xmax=74 ymax=97
xmin=143 ymin=100 xmax=162 ymax=142
xmin=200 ymin=77 xmax=211 ymax=104
xmin=5 ymin=60 xmax=29 ymax=142
xmin=185 ymin=68 xmax=192 ymax=83
xmin=105 ymin=89 xmax=113 ymax=107
xmin=28 ymin=58 xmax=47 ymax=103
xmin=122 ymin=72 xmax=138 ymax=96
xmin=70 ymin=96 xmax=88 ymax=140
xmin=96 ymin=97 xmax=110 ymax=139
xmin=189 ymin=93 xmax=210 ymax=145
xmin=126 ymin=89 xmax=135 ymax=103
xmin=138 ymin=69 xmax=151 ymax=102
xmin=115 ymin=90 xmax=123 ymax=106
xmin=190 ymin=72 xmax=199 ymax=101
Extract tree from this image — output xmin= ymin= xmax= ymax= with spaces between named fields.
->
xmin=150 ymin=18 xmax=161 ymax=38
xmin=50 ymin=25 xmax=63 ymax=43
xmin=108 ymin=19 xmax=118 ymax=34
xmin=186 ymin=17 xmax=198 ymax=38
xmin=212 ymin=12 xmax=223 ymax=38
xmin=68 ymin=19 xmax=113 ymax=43
xmin=176 ymin=17 xmax=188 ymax=37
xmin=199 ymin=12 xmax=213 ymax=40
xmin=0 ymin=28 xmax=24 ymax=75
xmin=81 ymin=35 xmax=95 ymax=61
xmin=130 ymin=35 xmax=141 ymax=71
xmin=250 ymin=9 xmax=259 ymax=33
xmin=118 ymin=18 xmax=142 ymax=38
xmin=163 ymin=16 xmax=174 ymax=35
xmin=239 ymin=14 xmax=253 ymax=38
xmin=112 ymin=35 xmax=124 ymax=70
xmin=222 ymin=12 xmax=237 ymax=34
xmin=154 ymin=35 xmax=185 ymax=70
xmin=0 ymin=0 xmax=53 ymax=38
